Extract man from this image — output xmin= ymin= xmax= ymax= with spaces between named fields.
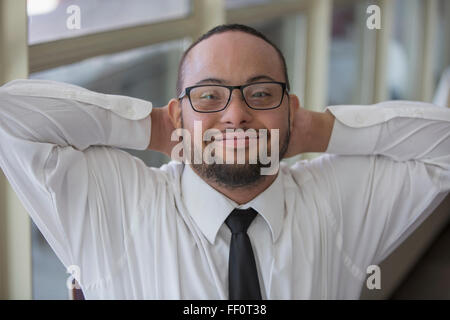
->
xmin=0 ymin=24 xmax=449 ymax=299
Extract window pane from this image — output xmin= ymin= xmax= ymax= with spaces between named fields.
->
xmin=387 ymin=0 xmax=425 ymax=100
xmin=226 ymin=0 xmax=273 ymax=9
xmin=328 ymin=3 xmax=359 ymax=105
xmin=226 ymin=0 xmax=300 ymax=9
xmin=433 ymin=0 xmax=450 ymax=106
xmin=29 ymin=39 xmax=186 ymax=299
xmin=28 ymin=0 xmax=191 ymax=44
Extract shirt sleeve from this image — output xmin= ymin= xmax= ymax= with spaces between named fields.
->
xmin=0 ymin=79 xmax=163 ymax=287
xmin=306 ymin=101 xmax=450 ymax=269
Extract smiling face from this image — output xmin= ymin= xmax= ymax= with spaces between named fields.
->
xmin=169 ymin=30 xmax=295 ymax=188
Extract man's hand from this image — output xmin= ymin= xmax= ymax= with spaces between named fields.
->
xmin=283 ymin=105 xmax=313 ymax=158
xmin=147 ymin=105 xmax=178 ymax=157
xmin=283 ymin=106 xmax=335 ymax=158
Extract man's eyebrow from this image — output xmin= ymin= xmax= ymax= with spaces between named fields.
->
xmin=246 ymin=75 xmax=277 ymax=83
xmin=194 ymin=75 xmax=277 ymax=85
xmin=195 ymin=78 xmax=227 ymax=85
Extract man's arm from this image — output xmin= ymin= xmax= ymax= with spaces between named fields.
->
xmin=290 ymin=100 xmax=450 ymax=272
xmin=0 ymin=79 xmax=152 ymax=150
xmin=0 ymin=79 xmax=159 ymax=286
xmin=295 ymin=100 xmax=450 ymax=167
xmin=323 ymin=101 xmax=450 ymax=167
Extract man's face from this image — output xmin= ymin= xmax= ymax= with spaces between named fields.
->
xmin=178 ymin=31 xmax=292 ymax=187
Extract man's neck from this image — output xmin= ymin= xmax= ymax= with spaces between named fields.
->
xmin=189 ymin=164 xmax=278 ymax=205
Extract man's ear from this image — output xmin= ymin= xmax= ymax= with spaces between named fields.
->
xmin=168 ymin=98 xmax=183 ymax=129
xmin=288 ymin=94 xmax=300 ymax=132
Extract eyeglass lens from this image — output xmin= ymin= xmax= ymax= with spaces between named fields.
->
xmin=189 ymin=83 xmax=283 ymax=112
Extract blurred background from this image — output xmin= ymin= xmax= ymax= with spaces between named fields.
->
xmin=0 ymin=0 xmax=449 ymax=299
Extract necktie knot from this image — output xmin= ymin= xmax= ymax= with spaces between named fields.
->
xmin=225 ymin=208 xmax=258 ymax=234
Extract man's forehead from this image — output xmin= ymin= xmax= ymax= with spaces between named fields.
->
xmin=183 ymin=31 xmax=285 ymax=86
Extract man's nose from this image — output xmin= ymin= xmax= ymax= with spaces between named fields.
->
xmin=220 ymin=89 xmax=253 ymax=127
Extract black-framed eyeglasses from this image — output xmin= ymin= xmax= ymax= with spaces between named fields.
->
xmin=178 ymin=81 xmax=288 ymax=113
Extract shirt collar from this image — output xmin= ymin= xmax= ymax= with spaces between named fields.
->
xmin=181 ymin=164 xmax=284 ymax=245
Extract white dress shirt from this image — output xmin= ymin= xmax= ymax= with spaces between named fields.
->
xmin=0 ymin=79 xmax=449 ymax=299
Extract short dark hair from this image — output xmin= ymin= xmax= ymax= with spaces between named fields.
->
xmin=176 ymin=23 xmax=291 ymax=97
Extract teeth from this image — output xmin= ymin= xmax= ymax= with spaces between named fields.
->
xmin=214 ymin=132 xmax=259 ymax=140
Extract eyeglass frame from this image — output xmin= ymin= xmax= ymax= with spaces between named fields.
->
xmin=178 ymin=81 xmax=289 ymax=113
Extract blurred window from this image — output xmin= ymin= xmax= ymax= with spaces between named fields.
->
xmin=387 ymin=0 xmax=425 ymax=100
xmin=27 ymin=0 xmax=191 ymax=44
xmin=226 ymin=0 xmax=274 ymax=9
xmin=328 ymin=2 xmax=365 ymax=105
xmin=433 ymin=0 xmax=450 ymax=90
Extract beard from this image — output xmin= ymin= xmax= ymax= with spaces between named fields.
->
xmin=182 ymin=112 xmax=291 ymax=189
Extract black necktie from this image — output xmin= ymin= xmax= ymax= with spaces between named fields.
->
xmin=225 ymin=208 xmax=262 ymax=300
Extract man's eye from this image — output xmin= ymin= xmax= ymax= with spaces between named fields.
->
xmin=252 ymin=91 xmax=270 ymax=98
xmin=200 ymin=93 xmax=217 ymax=100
